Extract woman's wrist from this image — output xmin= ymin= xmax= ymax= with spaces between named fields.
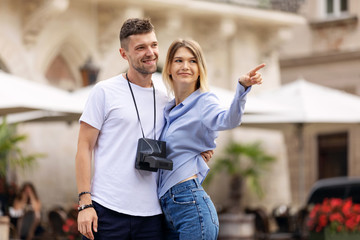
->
xmin=238 ymin=80 xmax=249 ymax=90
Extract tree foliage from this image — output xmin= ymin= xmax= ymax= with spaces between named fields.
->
xmin=205 ymin=141 xmax=276 ymax=199
xmin=0 ymin=118 xmax=41 ymax=177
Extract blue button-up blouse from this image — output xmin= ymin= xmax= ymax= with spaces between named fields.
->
xmin=158 ymin=83 xmax=251 ymax=198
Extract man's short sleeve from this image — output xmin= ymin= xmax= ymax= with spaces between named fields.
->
xmin=79 ymin=84 xmax=106 ymax=130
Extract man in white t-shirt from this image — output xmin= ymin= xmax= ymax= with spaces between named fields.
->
xmin=75 ymin=18 xmax=212 ymax=240
xmin=75 ymin=18 xmax=168 ymax=240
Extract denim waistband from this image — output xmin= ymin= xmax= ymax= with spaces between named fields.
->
xmin=168 ymin=178 xmax=201 ymax=196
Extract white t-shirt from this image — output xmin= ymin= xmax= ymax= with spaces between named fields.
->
xmin=80 ymin=74 xmax=169 ymax=216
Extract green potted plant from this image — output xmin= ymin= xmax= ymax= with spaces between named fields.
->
xmin=205 ymin=141 xmax=275 ymax=213
xmin=0 ymin=118 xmax=42 ymax=213
xmin=205 ymin=141 xmax=275 ymax=239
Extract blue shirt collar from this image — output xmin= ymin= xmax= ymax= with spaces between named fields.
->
xmin=182 ymin=89 xmax=202 ymax=106
xmin=165 ymin=89 xmax=203 ymax=110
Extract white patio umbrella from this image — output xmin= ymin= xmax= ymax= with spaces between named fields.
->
xmin=241 ymin=78 xmax=360 ymax=204
xmin=0 ymin=71 xmax=82 ymax=122
xmin=4 ymin=110 xmax=81 ymax=123
xmin=243 ymin=78 xmax=360 ymax=124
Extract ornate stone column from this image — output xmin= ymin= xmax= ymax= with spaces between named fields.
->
xmin=22 ymin=0 xmax=69 ymax=47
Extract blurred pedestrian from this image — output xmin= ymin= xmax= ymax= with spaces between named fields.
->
xmin=9 ymin=182 xmax=44 ymax=239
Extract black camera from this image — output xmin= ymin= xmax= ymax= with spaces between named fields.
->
xmin=135 ymin=138 xmax=173 ymax=172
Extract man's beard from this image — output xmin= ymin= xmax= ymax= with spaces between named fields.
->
xmin=132 ymin=58 xmax=157 ymax=75
xmin=132 ymin=64 xmax=157 ymax=75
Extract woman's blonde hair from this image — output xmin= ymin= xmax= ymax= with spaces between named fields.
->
xmin=162 ymin=39 xmax=209 ymax=95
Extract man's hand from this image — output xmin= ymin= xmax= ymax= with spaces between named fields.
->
xmin=239 ymin=63 xmax=266 ymax=87
xmin=201 ymin=150 xmax=214 ymax=163
xmin=78 ymin=208 xmax=98 ymax=240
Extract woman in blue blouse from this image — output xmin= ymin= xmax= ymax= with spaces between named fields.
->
xmin=159 ymin=39 xmax=265 ymax=240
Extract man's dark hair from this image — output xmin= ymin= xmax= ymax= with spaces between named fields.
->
xmin=119 ymin=18 xmax=154 ymax=50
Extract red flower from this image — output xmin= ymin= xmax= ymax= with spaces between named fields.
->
xmin=353 ymin=204 xmax=360 ymax=213
xmin=307 ymin=198 xmax=360 ymax=234
xmin=345 ymin=216 xmax=358 ymax=231
xmin=309 ymin=205 xmax=320 ymax=218
xmin=330 ymin=198 xmax=343 ymax=209
xmin=62 ymin=224 xmax=70 ymax=233
xmin=342 ymin=199 xmax=353 ymax=217
xmin=315 ymin=214 xmax=328 ymax=232
xmin=318 ymin=214 xmax=328 ymax=227
xmin=321 ymin=204 xmax=332 ymax=213
xmin=63 ymin=216 xmax=81 ymax=240
xmin=329 ymin=212 xmax=344 ymax=223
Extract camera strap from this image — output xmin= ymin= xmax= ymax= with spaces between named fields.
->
xmin=126 ymin=73 xmax=156 ymax=140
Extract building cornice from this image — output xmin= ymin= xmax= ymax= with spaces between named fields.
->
xmin=309 ymin=15 xmax=358 ymax=29
xmin=280 ymin=50 xmax=360 ymax=67
xmin=186 ymin=0 xmax=306 ymax=27
xmin=97 ymin=0 xmax=306 ymax=28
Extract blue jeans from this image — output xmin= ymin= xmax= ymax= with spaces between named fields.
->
xmin=160 ymin=178 xmax=219 ymax=240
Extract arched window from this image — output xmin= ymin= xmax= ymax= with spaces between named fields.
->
xmin=45 ymin=55 xmax=77 ymax=91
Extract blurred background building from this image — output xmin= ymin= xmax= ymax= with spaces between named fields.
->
xmin=276 ymin=0 xmax=360 ymax=208
xmin=0 ymin=0 xmax=359 ymax=227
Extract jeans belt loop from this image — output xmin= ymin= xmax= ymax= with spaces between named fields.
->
xmin=193 ymin=178 xmax=200 ymax=188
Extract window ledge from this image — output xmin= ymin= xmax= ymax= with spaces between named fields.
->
xmin=310 ymin=15 xmax=358 ymax=29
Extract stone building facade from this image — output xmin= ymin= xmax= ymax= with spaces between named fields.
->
xmin=278 ymin=0 xmax=360 ymax=206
